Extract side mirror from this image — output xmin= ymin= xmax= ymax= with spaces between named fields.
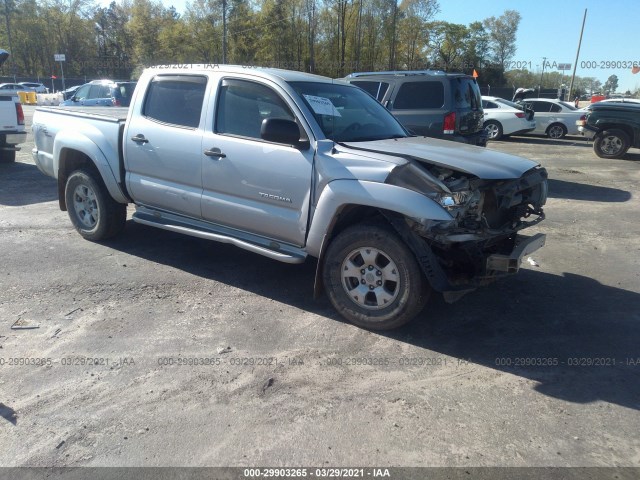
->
xmin=261 ymin=118 xmax=308 ymax=148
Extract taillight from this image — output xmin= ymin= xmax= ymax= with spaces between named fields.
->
xmin=576 ymin=114 xmax=586 ymax=126
xmin=514 ymin=112 xmax=525 ymax=118
xmin=113 ymin=98 xmax=121 ymax=106
xmin=443 ymin=112 xmax=455 ymax=134
xmin=15 ymin=102 xmax=24 ymax=125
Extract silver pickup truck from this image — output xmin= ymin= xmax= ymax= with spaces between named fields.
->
xmin=32 ymin=65 xmax=547 ymax=330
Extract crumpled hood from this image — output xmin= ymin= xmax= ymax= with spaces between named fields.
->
xmin=341 ymin=136 xmax=540 ymax=180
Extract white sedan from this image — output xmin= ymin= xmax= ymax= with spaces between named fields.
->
xmin=481 ymin=96 xmax=536 ymax=140
xmin=520 ymin=98 xmax=584 ymax=138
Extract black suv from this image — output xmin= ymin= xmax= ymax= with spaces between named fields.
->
xmin=343 ymin=70 xmax=487 ymax=147
xmin=578 ymin=102 xmax=640 ymax=159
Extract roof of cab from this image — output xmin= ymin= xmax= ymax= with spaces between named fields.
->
xmin=144 ymin=64 xmax=347 ymax=85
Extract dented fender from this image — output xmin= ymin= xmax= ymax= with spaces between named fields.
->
xmin=305 ymin=179 xmax=452 ymax=257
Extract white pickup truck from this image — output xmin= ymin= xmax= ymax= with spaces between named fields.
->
xmin=0 ymin=50 xmax=26 ymax=163
xmin=32 ymin=65 xmax=547 ymax=330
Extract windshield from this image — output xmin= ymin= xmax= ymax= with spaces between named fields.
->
xmin=288 ymin=81 xmax=408 ymax=142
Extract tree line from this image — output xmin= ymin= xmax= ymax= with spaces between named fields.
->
xmin=2 ymin=0 xmax=622 ymax=95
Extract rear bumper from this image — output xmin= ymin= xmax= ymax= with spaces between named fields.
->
xmin=449 ymin=130 xmax=488 ymax=147
xmin=1 ymin=131 xmax=27 ymax=146
xmin=578 ymin=124 xmax=597 ymax=140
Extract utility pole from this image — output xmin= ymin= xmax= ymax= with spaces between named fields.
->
xmin=569 ymin=9 xmax=588 ymax=99
xmin=222 ymin=0 xmax=227 ymax=64
xmin=3 ymin=0 xmax=15 ymax=82
xmin=539 ymin=56 xmax=547 ymax=96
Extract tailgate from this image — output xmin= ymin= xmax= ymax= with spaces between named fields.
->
xmin=0 ymin=96 xmax=19 ymax=130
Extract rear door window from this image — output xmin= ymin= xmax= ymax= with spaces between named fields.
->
xmin=529 ymin=101 xmax=553 ymax=113
xmin=453 ymin=78 xmax=481 ymax=109
xmin=88 ymin=84 xmax=109 ymax=99
xmin=393 ymin=81 xmax=444 ymax=109
xmin=143 ymin=75 xmax=207 ymax=128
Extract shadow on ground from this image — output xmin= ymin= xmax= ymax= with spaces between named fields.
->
xmin=0 ymin=162 xmax=57 ymax=206
xmin=103 ymin=221 xmax=640 ymax=412
xmin=547 ymin=178 xmax=632 ymax=202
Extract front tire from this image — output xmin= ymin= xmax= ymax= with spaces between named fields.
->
xmin=323 ymin=224 xmax=430 ymax=330
xmin=546 ymin=123 xmax=567 ymax=139
xmin=64 ymin=169 xmax=126 ymax=241
xmin=484 ymin=120 xmax=504 ymax=140
xmin=593 ymin=129 xmax=630 ymax=159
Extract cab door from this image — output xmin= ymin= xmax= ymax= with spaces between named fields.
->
xmin=200 ymin=77 xmax=314 ymax=247
xmin=124 ymin=74 xmax=208 ymax=218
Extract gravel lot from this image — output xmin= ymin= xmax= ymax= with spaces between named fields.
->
xmin=1 ymin=106 xmax=639 ymax=472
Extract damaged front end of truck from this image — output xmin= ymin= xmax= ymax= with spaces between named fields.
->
xmin=385 ymin=159 xmax=548 ymax=301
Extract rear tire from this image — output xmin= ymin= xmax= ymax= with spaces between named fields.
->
xmin=0 ymin=149 xmax=16 ymax=163
xmin=64 ymin=169 xmax=126 ymax=241
xmin=546 ymin=123 xmax=567 ymax=139
xmin=484 ymin=120 xmax=504 ymax=140
xmin=593 ymin=129 xmax=630 ymax=159
xmin=323 ymin=224 xmax=430 ymax=330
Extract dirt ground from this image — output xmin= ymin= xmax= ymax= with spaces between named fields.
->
xmin=1 ymin=106 xmax=639 ymax=474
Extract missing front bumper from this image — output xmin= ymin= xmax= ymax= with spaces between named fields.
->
xmin=486 ymin=233 xmax=546 ymax=274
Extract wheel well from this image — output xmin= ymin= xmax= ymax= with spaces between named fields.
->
xmin=57 ymin=149 xmax=99 ymax=211
xmin=596 ymin=124 xmax=633 ymax=140
xmin=329 ymin=205 xmax=387 ymax=238
xmin=313 ymin=205 xmax=393 ymax=299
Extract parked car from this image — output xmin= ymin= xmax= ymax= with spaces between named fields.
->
xmin=32 ymin=65 xmax=547 ymax=330
xmin=59 ymin=80 xmax=137 ymax=107
xmin=0 ymin=82 xmax=27 ymax=94
xmin=519 ymin=98 xmax=583 ymax=138
xmin=18 ymin=82 xmax=48 ymax=93
xmin=343 ymin=70 xmax=488 ymax=146
xmin=578 ymin=102 xmax=640 ymax=159
xmin=0 ymin=50 xmax=26 ymax=163
xmin=481 ymin=96 xmax=536 ymax=140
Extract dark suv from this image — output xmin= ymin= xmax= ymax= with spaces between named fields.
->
xmin=578 ymin=102 xmax=640 ymax=159
xmin=343 ymin=70 xmax=487 ymax=146
xmin=60 ymin=80 xmax=137 ymax=107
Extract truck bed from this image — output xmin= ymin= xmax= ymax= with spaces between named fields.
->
xmin=34 ymin=106 xmax=129 ymax=122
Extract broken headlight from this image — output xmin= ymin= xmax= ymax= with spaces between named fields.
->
xmin=435 ymin=190 xmax=474 ymax=210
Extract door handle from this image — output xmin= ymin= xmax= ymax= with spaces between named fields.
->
xmin=131 ymin=134 xmax=149 ymax=144
xmin=204 ymin=148 xmax=226 ymax=159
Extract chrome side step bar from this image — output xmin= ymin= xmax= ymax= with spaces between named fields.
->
xmin=132 ymin=209 xmax=307 ymax=264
